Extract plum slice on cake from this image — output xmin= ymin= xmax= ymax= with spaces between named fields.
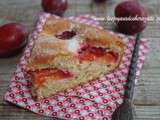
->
xmin=26 ymin=16 xmax=126 ymax=100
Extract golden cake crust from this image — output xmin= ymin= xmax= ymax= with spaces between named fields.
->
xmin=26 ymin=16 xmax=126 ymax=100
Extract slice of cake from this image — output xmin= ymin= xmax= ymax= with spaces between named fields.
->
xmin=26 ymin=16 xmax=126 ymax=100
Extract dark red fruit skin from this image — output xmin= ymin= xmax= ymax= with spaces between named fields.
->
xmin=42 ymin=0 xmax=68 ymax=16
xmin=0 ymin=23 xmax=28 ymax=58
xmin=55 ymin=30 xmax=76 ymax=39
xmin=115 ymin=1 xmax=147 ymax=35
xmin=94 ymin=0 xmax=106 ymax=3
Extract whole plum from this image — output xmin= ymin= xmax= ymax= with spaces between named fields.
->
xmin=0 ymin=23 xmax=28 ymax=57
xmin=42 ymin=0 xmax=68 ymax=16
xmin=115 ymin=1 xmax=147 ymax=35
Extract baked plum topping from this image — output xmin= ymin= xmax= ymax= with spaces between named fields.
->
xmin=78 ymin=47 xmax=106 ymax=61
xmin=78 ymin=45 xmax=119 ymax=63
xmin=55 ymin=30 xmax=76 ymax=40
xmin=29 ymin=68 xmax=73 ymax=87
xmin=103 ymin=51 xmax=119 ymax=63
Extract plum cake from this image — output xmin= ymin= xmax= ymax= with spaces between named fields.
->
xmin=26 ymin=16 xmax=126 ymax=100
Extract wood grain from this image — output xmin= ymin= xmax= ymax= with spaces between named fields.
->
xmin=0 ymin=0 xmax=160 ymax=120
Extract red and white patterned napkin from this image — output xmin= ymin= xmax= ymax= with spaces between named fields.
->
xmin=4 ymin=13 xmax=149 ymax=120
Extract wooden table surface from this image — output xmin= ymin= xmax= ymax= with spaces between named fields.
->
xmin=0 ymin=0 xmax=160 ymax=120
